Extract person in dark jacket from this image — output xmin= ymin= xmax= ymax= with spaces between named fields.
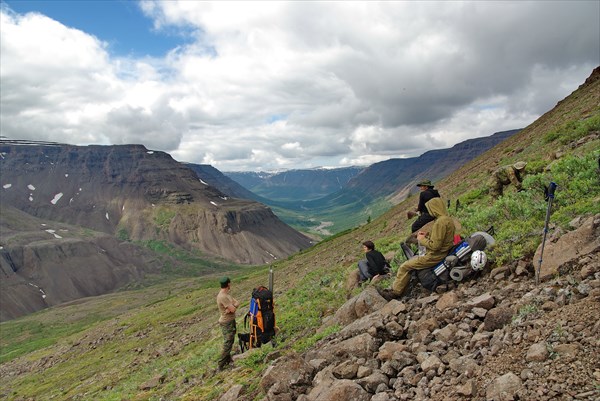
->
xmin=357 ymin=240 xmax=389 ymax=282
xmin=408 ymin=180 xmax=440 ymax=233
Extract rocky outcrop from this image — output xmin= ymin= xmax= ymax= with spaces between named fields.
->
xmin=257 ymin=218 xmax=600 ymax=401
xmin=534 ymin=214 xmax=600 ymax=281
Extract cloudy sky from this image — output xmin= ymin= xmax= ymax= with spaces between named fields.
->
xmin=1 ymin=1 xmax=598 ymax=172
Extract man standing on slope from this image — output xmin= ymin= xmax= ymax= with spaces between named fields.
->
xmin=383 ymin=197 xmax=455 ymax=299
xmin=216 ymin=277 xmax=240 ymax=371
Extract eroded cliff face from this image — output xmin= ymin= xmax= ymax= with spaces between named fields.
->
xmin=167 ymin=206 xmax=313 ymax=264
xmin=0 ymin=142 xmax=313 ymax=265
xmin=0 ymin=235 xmax=162 ymax=321
xmin=0 ymin=143 xmax=313 ymax=320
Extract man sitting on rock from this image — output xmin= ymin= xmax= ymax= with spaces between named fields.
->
xmin=357 ymin=240 xmax=389 ymax=282
xmin=407 ymin=179 xmax=440 ymax=234
xmin=381 ymin=197 xmax=455 ymax=300
xmin=346 ymin=240 xmax=390 ymax=294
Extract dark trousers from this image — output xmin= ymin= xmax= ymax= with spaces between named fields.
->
xmin=357 ymin=259 xmax=373 ymax=281
xmin=411 ymin=213 xmax=435 ymax=233
xmin=218 ymin=319 xmax=236 ymax=368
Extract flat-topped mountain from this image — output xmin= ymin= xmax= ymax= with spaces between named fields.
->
xmin=0 ymin=142 xmax=313 ymax=319
xmin=0 ymin=143 xmax=312 ymax=265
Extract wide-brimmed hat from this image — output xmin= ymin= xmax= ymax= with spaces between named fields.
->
xmin=416 ymin=180 xmax=434 ymax=187
xmin=513 ymin=161 xmax=527 ymax=170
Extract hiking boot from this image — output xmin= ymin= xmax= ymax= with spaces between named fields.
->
xmin=217 ymin=362 xmax=232 ymax=372
xmin=377 ymin=288 xmax=403 ymax=302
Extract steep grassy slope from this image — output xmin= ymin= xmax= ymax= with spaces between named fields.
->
xmin=0 ymin=68 xmax=598 ymax=400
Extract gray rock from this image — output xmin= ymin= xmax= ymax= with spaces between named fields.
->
xmin=371 ymin=392 xmax=394 ymax=401
xmin=420 ymin=354 xmax=442 ymax=373
xmin=260 ymin=352 xmax=315 ymax=396
xmin=392 ymin=351 xmax=417 ymax=370
xmin=484 ymin=307 xmax=513 ymax=331
xmin=486 ymin=372 xmax=522 ymax=401
xmin=434 ymin=323 xmax=457 ymax=343
xmin=308 ymin=358 xmax=328 ymax=371
xmin=310 ymin=379 xmax=370 ymax=401
xmin=305 ymin=333 xmax=381 ymax=363
xmin=219 ymin=384 xmax=244 ymax=401
xmin=466 ymin=293 xmax=496 ymax=310
xmin=357 ymin=371 xmax=389 ymax=393
xmin=357 ymin=365 xmax=373 ymax=379
xmin=332 ymin=360 xmax=358 ymax=379
xmin=385 ymin=320 xmax=404 ymax=338
xmin=448 ymin=356 xmax=480 ymax=377
xmin=525 ymin=341 xmax=549 ymax=362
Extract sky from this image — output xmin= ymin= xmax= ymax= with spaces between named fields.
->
xmin=1 ymin=1 xmax=599 ymax=172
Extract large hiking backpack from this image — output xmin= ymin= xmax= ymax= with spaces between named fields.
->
xmin=238 ymin=286 xmax=276 ymax=352
xmin=404 ymin=232 xmax=492 ymax=292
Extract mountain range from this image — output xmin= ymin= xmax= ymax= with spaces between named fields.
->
xmin=0 ymin=67 xmax=598 ymax=400
xmin=0 ymin=143 xmax=312 ymax=320
xmin=218 ymin=130 xmax=520 ymax=235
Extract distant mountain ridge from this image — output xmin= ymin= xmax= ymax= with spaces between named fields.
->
xmin=226 ymin=130 xmax=521 ymax=234
xmin=349 ymin=129 xmax=521 ymax=200
xmin=225 ymin=166 xmax=364 ymax=201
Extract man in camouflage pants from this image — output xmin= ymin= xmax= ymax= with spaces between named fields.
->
xmin=490 ymin=161 xmax=527 ymax=199
xmin=216 ymin=277 xmax=240 ymax=371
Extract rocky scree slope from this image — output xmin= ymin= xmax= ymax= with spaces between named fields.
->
xmin=251 ymin=214 xmax=599 ymax=401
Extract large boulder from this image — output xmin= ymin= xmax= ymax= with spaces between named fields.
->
xmin=260 ymin=352 xmax=315 ymax=399
xmin=322 ymin=286 xmax=387 ymax=329
xmin=308 ymin=379 xmax=370 ymax=401
xmin=304 ymin=333 xmax=382 ymax=364
xmin=535 ymin=214 xmax=600 ymax=281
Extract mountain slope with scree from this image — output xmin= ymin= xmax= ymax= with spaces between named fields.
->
xmin=0 ymin=67 xmax=598 ymax=400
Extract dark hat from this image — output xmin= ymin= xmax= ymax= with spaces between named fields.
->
xmin=416 ymin=180 xmax=433 ymax=187
xmin=219 ymin=277 xmax=231 ymax=287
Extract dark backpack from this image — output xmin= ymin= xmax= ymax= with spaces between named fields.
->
xmin=238 ymin=286 xmax=276 ymax=352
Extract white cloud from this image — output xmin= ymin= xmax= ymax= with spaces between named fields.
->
xmin=1 ymin=1 xmax=598 ymax=171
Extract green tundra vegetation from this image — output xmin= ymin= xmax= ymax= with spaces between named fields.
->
xmin=1 ymin=75 xmax=599 ymax=400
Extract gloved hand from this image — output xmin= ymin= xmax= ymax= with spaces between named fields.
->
xmin=407 ymin=210 xmax=418 ymax=219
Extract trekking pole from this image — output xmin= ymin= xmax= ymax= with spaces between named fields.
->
xmin=268 ymin=265 xmax=274 ymax=293
xmin=536 ymin=182 xmax=557 ymax=285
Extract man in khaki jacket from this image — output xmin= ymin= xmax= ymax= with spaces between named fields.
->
xmin=490 ymin=161 xmax=527 ymax=199
xmin=384 ymin=197 xmax=455 ymax=299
